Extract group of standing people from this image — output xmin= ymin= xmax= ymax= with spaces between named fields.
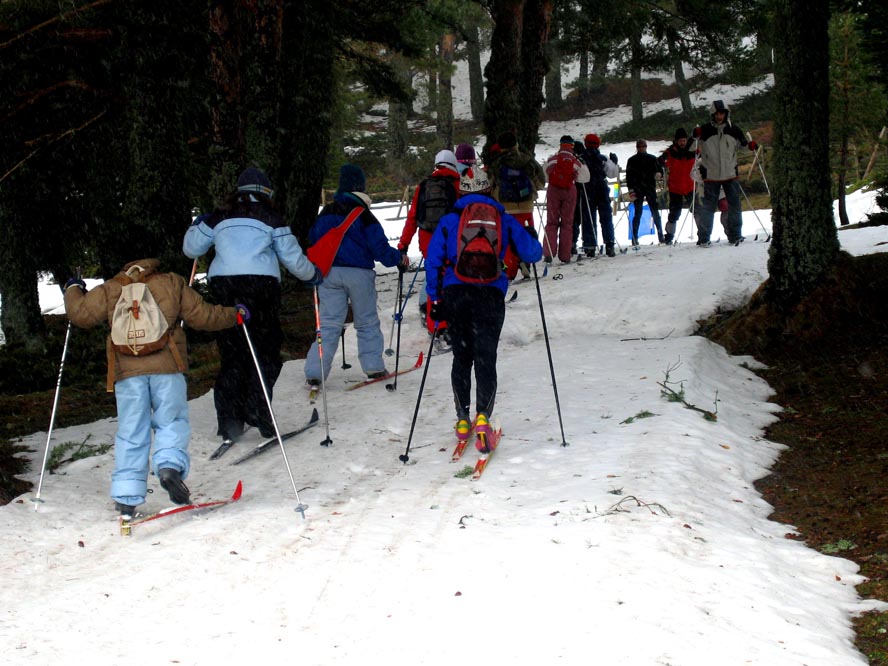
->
xmin=542 ymin=134 xmax=621 ymax=262
xmin=655 ymin=99 xmax=758 ymax=247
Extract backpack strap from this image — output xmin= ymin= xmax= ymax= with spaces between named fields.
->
xmin=142 ymin=272 xmax=186 ymax=373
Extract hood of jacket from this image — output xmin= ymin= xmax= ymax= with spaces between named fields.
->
xmin=452 ymin=193 xmax=506 ymax=214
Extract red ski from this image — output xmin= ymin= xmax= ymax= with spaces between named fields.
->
xmin=471 ymin=428 xmax=503 ymax=480
xmin=451 ymin=439 xmax=470 ymax=462
xmin=119 ymin=480 xmax=243 ymax=536
xmin=345 ymin=352 xmax=423 ymax=391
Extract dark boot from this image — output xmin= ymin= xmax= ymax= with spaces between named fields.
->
xmin=217 ymin=418 xmax=244 ymax=442
xmin=158 ymin=468 xmax=191 ymax=505
xmin=606 ymin=243 xmax=616 ymax=257
xmin=116 ymin=502 xmax=138 ymax=518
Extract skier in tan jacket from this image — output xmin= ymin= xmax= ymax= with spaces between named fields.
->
xmin=64 ymin=258 xmax=239 ymax=517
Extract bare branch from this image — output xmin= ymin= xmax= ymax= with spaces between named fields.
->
xmin=0 ymin=0 xmax=114 ymax=52
xmin=1 ymin=109 xmax=107 ymax=185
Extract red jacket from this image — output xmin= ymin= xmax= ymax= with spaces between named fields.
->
xmin=659 ymin=144 xmax=696 ymax=196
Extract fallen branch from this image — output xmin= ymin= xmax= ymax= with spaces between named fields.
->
xmin=620 ymin=328 xmax=675 ymax=342
xmin=658 ymin=360 xmax=718 ymax=422
xmin=595 ymin=495 xmax=672 ymax=518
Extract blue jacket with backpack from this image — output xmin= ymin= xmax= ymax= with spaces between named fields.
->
xmin=310 ymin=193 xmax=402 ymax=270
xmin=425 ymin=194 xmax=542 ymax=301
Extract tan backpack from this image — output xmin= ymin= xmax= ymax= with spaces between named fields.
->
xmin=106 ymin=265 xmax=185 ymax=391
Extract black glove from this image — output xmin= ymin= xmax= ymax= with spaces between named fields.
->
xmin=192 ymin=212 xmax=210 ymax=226
xmin=234 ymin=303 xmax=250 ymax=323
xmin=429 ymin=300 xmax=447 ymax=323
xmin=305 ymin=266 xmax=324 ymax=287
xmin=64 ymin=277 xmax=86 ymax=293
xmin=609 ymin=153 xmax=618 ymax=164
xmin=398 ymin=252 xmax=410 ymax=274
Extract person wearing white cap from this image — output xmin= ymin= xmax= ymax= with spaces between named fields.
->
xmin=397 ymin=149 xmax=461 ymax=344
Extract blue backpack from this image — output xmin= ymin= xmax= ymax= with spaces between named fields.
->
xmin=497 ymin=165 xmax=534 ymax=203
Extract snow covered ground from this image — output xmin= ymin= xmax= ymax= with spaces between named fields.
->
xmin=2 ymin=186 xmax=886 ymax=665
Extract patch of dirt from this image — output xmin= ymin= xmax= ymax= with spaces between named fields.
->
xmin=707 ymin=249 xmax=888 ymax=664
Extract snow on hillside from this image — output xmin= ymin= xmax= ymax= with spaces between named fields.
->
xmin=2 ymin=186 xmax=886 ymax=665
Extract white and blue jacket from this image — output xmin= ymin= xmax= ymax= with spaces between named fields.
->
xmin=183 ymin=202 xmax=316 ymax=282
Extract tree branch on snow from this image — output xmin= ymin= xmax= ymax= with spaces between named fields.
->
xmin=595 ymin=495 xmax=672 ymax=518
xmin=657 ymin=360 xmax=718 ymax=422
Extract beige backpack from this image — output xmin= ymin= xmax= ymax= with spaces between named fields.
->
xmin=106 ymin=265 xmax=184 ymax=390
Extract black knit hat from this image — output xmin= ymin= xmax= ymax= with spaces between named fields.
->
xmin=237 ymin=167 xmax=274 ymax=199
xmin=674 ymin=127 xmax=688 ymax=141
xmin=337 ymin=164 xmax=366 ymax=193
xmin=560 ymin=134 xmax=574 ymax=145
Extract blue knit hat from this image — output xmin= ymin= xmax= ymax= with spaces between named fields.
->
xmin=338 ymin=164 xmax=366 ymax=193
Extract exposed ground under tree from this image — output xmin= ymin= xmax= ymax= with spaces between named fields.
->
xmin=706 ymin=248 xmax=888 ymax=664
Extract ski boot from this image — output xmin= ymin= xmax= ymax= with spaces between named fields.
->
xmin=474 ymin=413 xmax=493 ymax=453
xmin=158 ymin=467 xmax=190 ymax=505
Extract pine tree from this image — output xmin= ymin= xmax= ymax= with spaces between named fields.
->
xmin=765 ymin=0 xmax=840 ymax=306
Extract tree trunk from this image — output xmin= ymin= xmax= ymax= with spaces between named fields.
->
xmin=465 ymin=19 xmax=485 ymax=123
xmin=837 ymin=101 xmax=851 ymax=226
xmin=437 ymin=33 xmax=455 ymax=149
xmin=484 ymin=0 xmax=524 ymax=153
xmin=673 ymin=55 xmax=693 ymax=116
xmin=517 ymin=0 xmax=552 ymax=154
xmin=387 ymin=56 xmax=412 ymax=162
xmin=425 ymin=63 xmax=437 ymax=114
xmin=208 ymin=0 xmax=247 ymax=205
xmin=630 ymin=65 xmax=643 ymax=123
xmin=578 ymin=51 xmax=589 ymax=104
xmin=0 ymin=209 xmax=45 ymax=351
xmin=766 ymin=0 xmax=839 ymax=306
xmin=276 ymin=0 xmax=337 ymax=241
xmin=630 ymin=30 xmax=643 ymax=123
xmin=545 ymin=31 xmax=563 ymax=111
xmin=247 ymin=0 xmax=284 ymax=179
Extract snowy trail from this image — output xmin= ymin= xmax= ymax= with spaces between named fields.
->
xmin=3 ymin=206 xmax=887 ymax=664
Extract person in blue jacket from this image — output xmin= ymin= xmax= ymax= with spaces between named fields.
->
xmin=425 ymin=169 xmax=542 ymax=451
xmin=304 ymin=164 xmax=409 ymax=386
xmin=183 ymin=167 xmax=322 ymax=443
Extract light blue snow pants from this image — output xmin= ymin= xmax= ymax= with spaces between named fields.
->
xmin=304 ymin=266 xmax=386 ymax=381
xmin=112 ymin=373 xmax=190 ymax=505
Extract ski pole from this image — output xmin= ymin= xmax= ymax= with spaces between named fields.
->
xmin=312 ymin=286 xmax=333 ymax=447
xmin=386 ymin=257 xmax=423 ymax=356
xmin=32 ymin=311 xmax=73 ymax=510
xmin=386 ymin=270 xmax=405 ymax=392
xmin=675 ymin=189 xmax=696 ymax=243
xmin=340 ymin=327 xmax=351 ymax=370
xmin=746 ymin=132 xmax=771 ymax=196
xmin=238 ymin=311 xmax=308 ymax=517
xmin=580 ymin=185 xmax=597 ymax=251
xmin=398 ymin=324 xmax=440 ymax=463
xmin=384 ymin=277 xmax=399 ymax=356
xmin=188 ymin=258 xmax=198 ymax=287
xmin=737 ymin=182 xmax=771 ymax=240
xmin=531 ymin=262 xmax=569 ymax=447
